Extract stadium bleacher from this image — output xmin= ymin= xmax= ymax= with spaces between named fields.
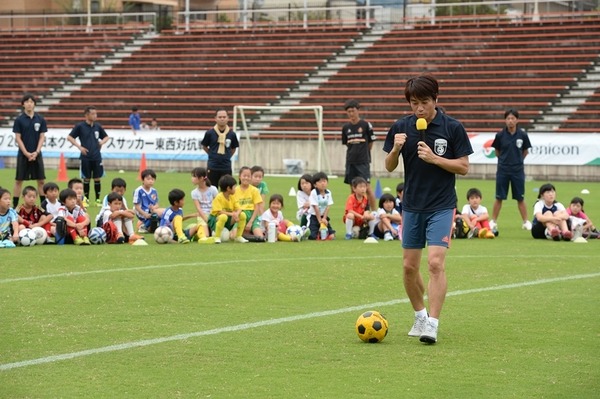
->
xmin=0 ymin=27 xmax=149 ymax=123
xmin=268 ymin=16 xmax=600 ymax=135
xmin=0 ymin=15 xmax=598 ymax=134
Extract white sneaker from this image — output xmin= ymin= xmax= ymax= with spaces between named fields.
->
xmin=234 ymin=236 xmax=249 ymax=243
xmin=419 ymin=320 xmax=438 ymax=344
xmin=522 ymin=220 xmax=532 ymax=230
xmin=214 ymin=237 xmax=221 ymax=244
xmin=383 ymin=231 xmax=393 ymax=241
xmin=408 ymin=315 xmax=428 ymax=337
xmin=489 ymin=220 xmax=497 ymax=231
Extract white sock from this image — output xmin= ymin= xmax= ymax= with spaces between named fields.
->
xmin=124 ymin=218 xmax=135 ymax=235
xmin=345 ymin=218 xmax=354 ymax=235
xmin=415 ymin=309 xmax=427 ymax=318
xmin=428 ymin=317 xmax=439 ymax=327
xmin=368 ymin=219 xmax=377 ymax=235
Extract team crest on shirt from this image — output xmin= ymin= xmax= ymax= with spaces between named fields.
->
xmin=516 ymin=139 xmax=523 ymax=149
xmin=34 ymin=123 xmax=40 ymax=132
xmin=434 ymin=139 xmax=448 ymax=155
xmin=95 ymin=130 xmax=100 ymax=139
xmin=357 ymin=127 xmax=363 ymax=133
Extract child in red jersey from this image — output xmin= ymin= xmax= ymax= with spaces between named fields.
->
xmin=17 ymin=186 xmax=52 ymax=235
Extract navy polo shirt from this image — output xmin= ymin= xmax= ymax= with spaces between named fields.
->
xmin=201 ymin=128 xmax=239 ymax=170
xmin=492 ymin=127 xmax=531 ymax=174
xmin=12 ymin=112 xmax=47 ymax=153
xmin=69 ymin=121 xmax=108 ymax=161
xmin=383 ymin=109 xmax=473 ymax=212
xmin=342 ymin=119 xmax=375 ymax=164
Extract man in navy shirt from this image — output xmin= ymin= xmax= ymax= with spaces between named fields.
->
xmin=201 ymin=108 xmax=240 ymax=186
xmin=489 ymin=109 xmax=532 ymax=233
xmin=12 ymin=93 xmax=47 ymax=208
xmin=384 ymin=74 xmax=473 ymax=344
xmin=67 ymin=106 xmax=110 ymax=206
xmin=342 ymin=99 xmax=377 ymax=209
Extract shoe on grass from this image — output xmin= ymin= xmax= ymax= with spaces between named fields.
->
xmin=178 ymin=236 xmax=190 ymax=244
xmin=74 ymin=237 xmax=84 ymax=246
xmin=419 ymin=319 xmax=438 ymax=344
xmin=522 ymin=220 xmax=532 ymax=230
xmin=234 ymin=236 xmax=249 ymax=243
xmin=408 ymin=315 xmax=428 ymax=337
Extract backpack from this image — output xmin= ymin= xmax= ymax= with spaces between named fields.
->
xmin=454 ymin=217 xmax=469 ymax=239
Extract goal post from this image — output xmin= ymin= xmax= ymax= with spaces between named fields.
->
xmin=233 ymin=105 xmax=331 ymax=175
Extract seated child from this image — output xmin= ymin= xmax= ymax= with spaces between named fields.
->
xmin=100 ymin=192 xmax=143 ymax=244
xmin=133 ymin=169 xmax=165 ymax=233
xmin=68 ymin=178 xmax=89 ymax=211
xmin=208 ymin=175 xmax=248 ymax=244
xmin=41 ymin=182 xmax=61 ymax=220
xmin=95 ymin=177 xmax=133 ymax=227
xmin=567 ymin=196 xmax=598 ymax=239
xmin=191 ymin=167 xmax=218 ymax=241
xmin=394 ymin=182 xmax=404 ymax=215
xmin=369 ymin=193 xmax=402 ymax=241
xmin=261 ymin=194 xmax=306 ymax=242
xmin=343 ymin=177 xmax=375 ymax=240
xmin=296 ymin=173 xmax=313 ymax=227
xmin=234 ymin=166 xmax=264 ymax=240
xmin=251 ymin=165 xmax=269 ymax=204
xmin=16 ymin=186 xmax=53 ymax=238
xmin=307 ymin=172 xmax=335 ymax=240
xmin=56 ymin=188 xmax=91 ymax=245
xmin=531 ymin=183 xmax=571 ymax=241
xmin=0 ymin=188 xmax=19 ymax=248
xmin=460 ymin=188 xmax=494 ymax=239
xmin=160 ymin=189 xmax=208 ymax=244
xmin=40 ymin=182 xmax=62 ymax=241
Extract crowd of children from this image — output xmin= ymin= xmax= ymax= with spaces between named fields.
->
xmin=0 ymin=169 xmax=597 ymax=248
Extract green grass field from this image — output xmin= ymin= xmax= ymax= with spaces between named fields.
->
xmin=0 ymin=167 xmax=599 ymax=398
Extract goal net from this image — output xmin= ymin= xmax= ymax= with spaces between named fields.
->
xmin=233 ymin=105 xmax=331 ymax=175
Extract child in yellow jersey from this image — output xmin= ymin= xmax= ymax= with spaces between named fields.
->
xmin=233 ymin=166 xmax=264 ymax=240
xmin=208 ymin=174 xmax=248 ymax=244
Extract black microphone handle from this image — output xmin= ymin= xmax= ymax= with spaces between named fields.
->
xmin=419 ymin=130 xmax=426 ymax=143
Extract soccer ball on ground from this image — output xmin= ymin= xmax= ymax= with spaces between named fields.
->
xmin=286 ymin=224 xmax=303 ymax=241
xmin=88 ymin=227 xmax=107 ymax=245
xmin=30 ymin=226 xmax=48 ymax=245
xmin=355 ymin=310 xmax=389 ymax=343
xmin=18 ymin=228 xmax=37 ymax=247
xmin=220 ymin=227 xmax=230 ymax=242
xmin=154 ymin=226 xmax=173 ymax=244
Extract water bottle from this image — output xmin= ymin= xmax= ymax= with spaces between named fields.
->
xmin=320 ymin=222 xmax=328 ymax=240
xmin=268 ymin=221 xmax=277 ymax=243
xmin=55 ymin=217 xmax=66 ymax=245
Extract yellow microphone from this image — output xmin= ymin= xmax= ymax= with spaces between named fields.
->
xmin=416 ymin=118 xmax=427 ymax=142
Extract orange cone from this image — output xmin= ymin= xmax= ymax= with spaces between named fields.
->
xmin=57 ymin=153 xmax=68 ymax=182
xmin=137 ymin=153 xmax=147 ymax=180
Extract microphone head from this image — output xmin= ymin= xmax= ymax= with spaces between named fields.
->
xmin=416 ymin=118 xmax=427 ymax=131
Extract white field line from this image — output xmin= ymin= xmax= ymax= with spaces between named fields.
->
xmin=1 ymin=272 xmax=599 ymax=372
xmin=1 ymin=254 xmax=597 ymax=285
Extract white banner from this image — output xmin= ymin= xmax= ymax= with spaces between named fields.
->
xmin=0 ymin=129 xmax=597 ymax=166
xmin=467 ymin=133 xmax=600 ymax=166
xmin=0 ymin=128 xmax=238 ymax=161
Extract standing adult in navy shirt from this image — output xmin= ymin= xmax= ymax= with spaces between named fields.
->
xmin=342 ymin=99 xmax=377 ymax=209
xmin=67 ymin=106 xmax=110 ymax=206
xmin=201 ymin=108 xmax=239 ymax=186
xmin=383 ymin=74 xmax=473 ymax=344
xmin=12 ymin=93 xmax=47 ymax=208
xmin=489 ymin=109 xmax=532 ymax=233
